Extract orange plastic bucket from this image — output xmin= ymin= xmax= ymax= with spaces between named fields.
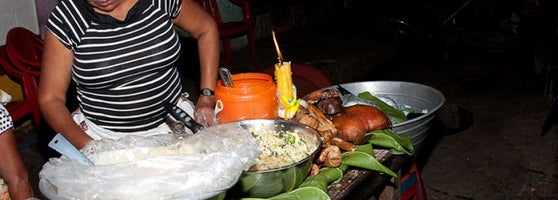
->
xmin=215 ymin=73 xmax=278 ymax=123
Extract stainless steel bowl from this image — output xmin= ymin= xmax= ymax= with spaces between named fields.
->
xmin=227 ymin=119 xmax=322 ymax=198
xmin=331 ymin=81 xmax=445 ymax=154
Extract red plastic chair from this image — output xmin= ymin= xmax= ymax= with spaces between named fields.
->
xmin=0 ymin=45 xmax=41 ymax=130
xmin=263 ymin=63 xmax=333 ymax=98
xmin=196 ymin=0 xmax=258 ymax=65
xmin=5 ymin=27 xmax=43 ymax=78
xmin=400 ymin=162 xmax=427 ymax=200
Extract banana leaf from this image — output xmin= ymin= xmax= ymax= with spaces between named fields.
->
xmin=357 ymin=92 xmax=407 ymax=123
xmin=240 ymin=165 xmax=348 ymax=200
xmin=342 ymin=151 xmax=397 ymax=178
xmin=357 ymin=143 xmax=375 ymax=157
xmin=365 ymin=129 xmax=413 ymax=155
xmin=241 ymin=187 xmax=330 ymax=200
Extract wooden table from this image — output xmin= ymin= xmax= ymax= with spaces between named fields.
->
xmin=327 ymin=150 xmax=410 ymax=200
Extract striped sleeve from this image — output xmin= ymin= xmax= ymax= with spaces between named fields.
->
xmin=46 ymin=0 xmax=89 ymax=50
xmin=166 ymin=0 xmax=182 ymax=18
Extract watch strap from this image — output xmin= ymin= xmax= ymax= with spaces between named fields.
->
xmin=200 ymin=88 xmax=215 ymax=96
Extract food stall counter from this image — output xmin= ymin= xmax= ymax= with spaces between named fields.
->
xmin=327 ymin=150 xmax=409 ymax=200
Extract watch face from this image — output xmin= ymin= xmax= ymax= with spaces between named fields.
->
xmin=201 ymin=88 xmax=214 ymax=96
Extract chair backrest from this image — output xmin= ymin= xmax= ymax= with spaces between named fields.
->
xmin=263 ymin=63 xmax=333 ymax=98
xmin=196 ymin=0 xmax=224 ymax=25
xmin=0 ymin=45 xmax=28 ymax=82
xmin=0 ymin=45 xmax=41 ymax=129
xmin=228 ymin=0 xmax=252 ymax=22
xmin=5 ymin=27 xmax=43 ymax=78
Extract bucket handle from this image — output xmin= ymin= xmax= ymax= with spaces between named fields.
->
xmin=214 ymin=100 xmax=224 ymax=115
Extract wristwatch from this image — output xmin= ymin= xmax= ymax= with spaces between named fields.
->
xmin=200 ymin=88 xmax=215 ymax=96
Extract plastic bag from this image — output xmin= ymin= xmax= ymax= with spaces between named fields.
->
xmin=39 ymin=124 xmax=261 ymax=200
xmin=0 ymin=89 xmax=11 ymax=105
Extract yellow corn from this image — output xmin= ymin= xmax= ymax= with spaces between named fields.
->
xmin=275 ymin=61 xmax=293 ymax=100
xmin=274 ymin=61 xmax=299 ymax=119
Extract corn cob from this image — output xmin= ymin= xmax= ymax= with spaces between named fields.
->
xmin=272 ymin=30 xmax=299 ymax=119
xmin=274 ymin=61 xmax=294 ymax=100
xmin=274 ymin=61 xmax=299 ymax=119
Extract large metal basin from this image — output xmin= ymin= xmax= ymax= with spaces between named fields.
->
xmin=334 ymin=81 xmax=445 ymax=154
xmin=228 ymin=119 xmax=322 ymax=198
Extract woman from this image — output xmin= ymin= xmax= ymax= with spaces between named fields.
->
xmin=0 ymin=104 xmax=35 ymax=200
xmin=38 ymin=0 xmax=220 ymax=149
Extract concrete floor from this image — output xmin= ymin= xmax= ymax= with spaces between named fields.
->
xmin=16 ymin=3 xmax=558 ymax=199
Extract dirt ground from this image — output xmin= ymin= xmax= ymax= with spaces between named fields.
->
xmin=380 ymin=43 xmax=558 ymax=199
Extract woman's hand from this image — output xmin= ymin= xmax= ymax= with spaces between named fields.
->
xmin=194 ymin=95 xmax=217 ymax=127
xmin=174 ymin=0 xmax=219 ymax=128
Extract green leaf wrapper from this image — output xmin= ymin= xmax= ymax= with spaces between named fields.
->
xmin=357 ymin=92 xmax=407 ymax=124
xmin=365 ymin=129 xmax=414 ymax=155
xmin=342 ymin=151 xmax=397 ymax=177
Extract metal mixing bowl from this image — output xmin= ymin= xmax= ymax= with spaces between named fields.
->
xmin=227 ymin=119 xmax=322 ymax=198
xmin=331 ymin=81 xmax=445 ymax=154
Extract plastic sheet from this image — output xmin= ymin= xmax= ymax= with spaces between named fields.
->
xmin=39 ymin=124 xmax=260 ymax=200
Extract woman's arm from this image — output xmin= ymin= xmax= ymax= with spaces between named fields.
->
xmin=173 ymin=0 xmax=220 ymax=126
xmin=0 ymin=106 xmax=34 ymax=199
xmin=38 ymin=30 xmax=92 ymax=149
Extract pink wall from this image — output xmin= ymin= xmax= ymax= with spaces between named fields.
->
xmin=36 ymin=0 xmax=58 ymax=37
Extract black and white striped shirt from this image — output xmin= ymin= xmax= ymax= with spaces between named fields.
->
xmin=47 ymin=0 xmax=184 ymax=132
